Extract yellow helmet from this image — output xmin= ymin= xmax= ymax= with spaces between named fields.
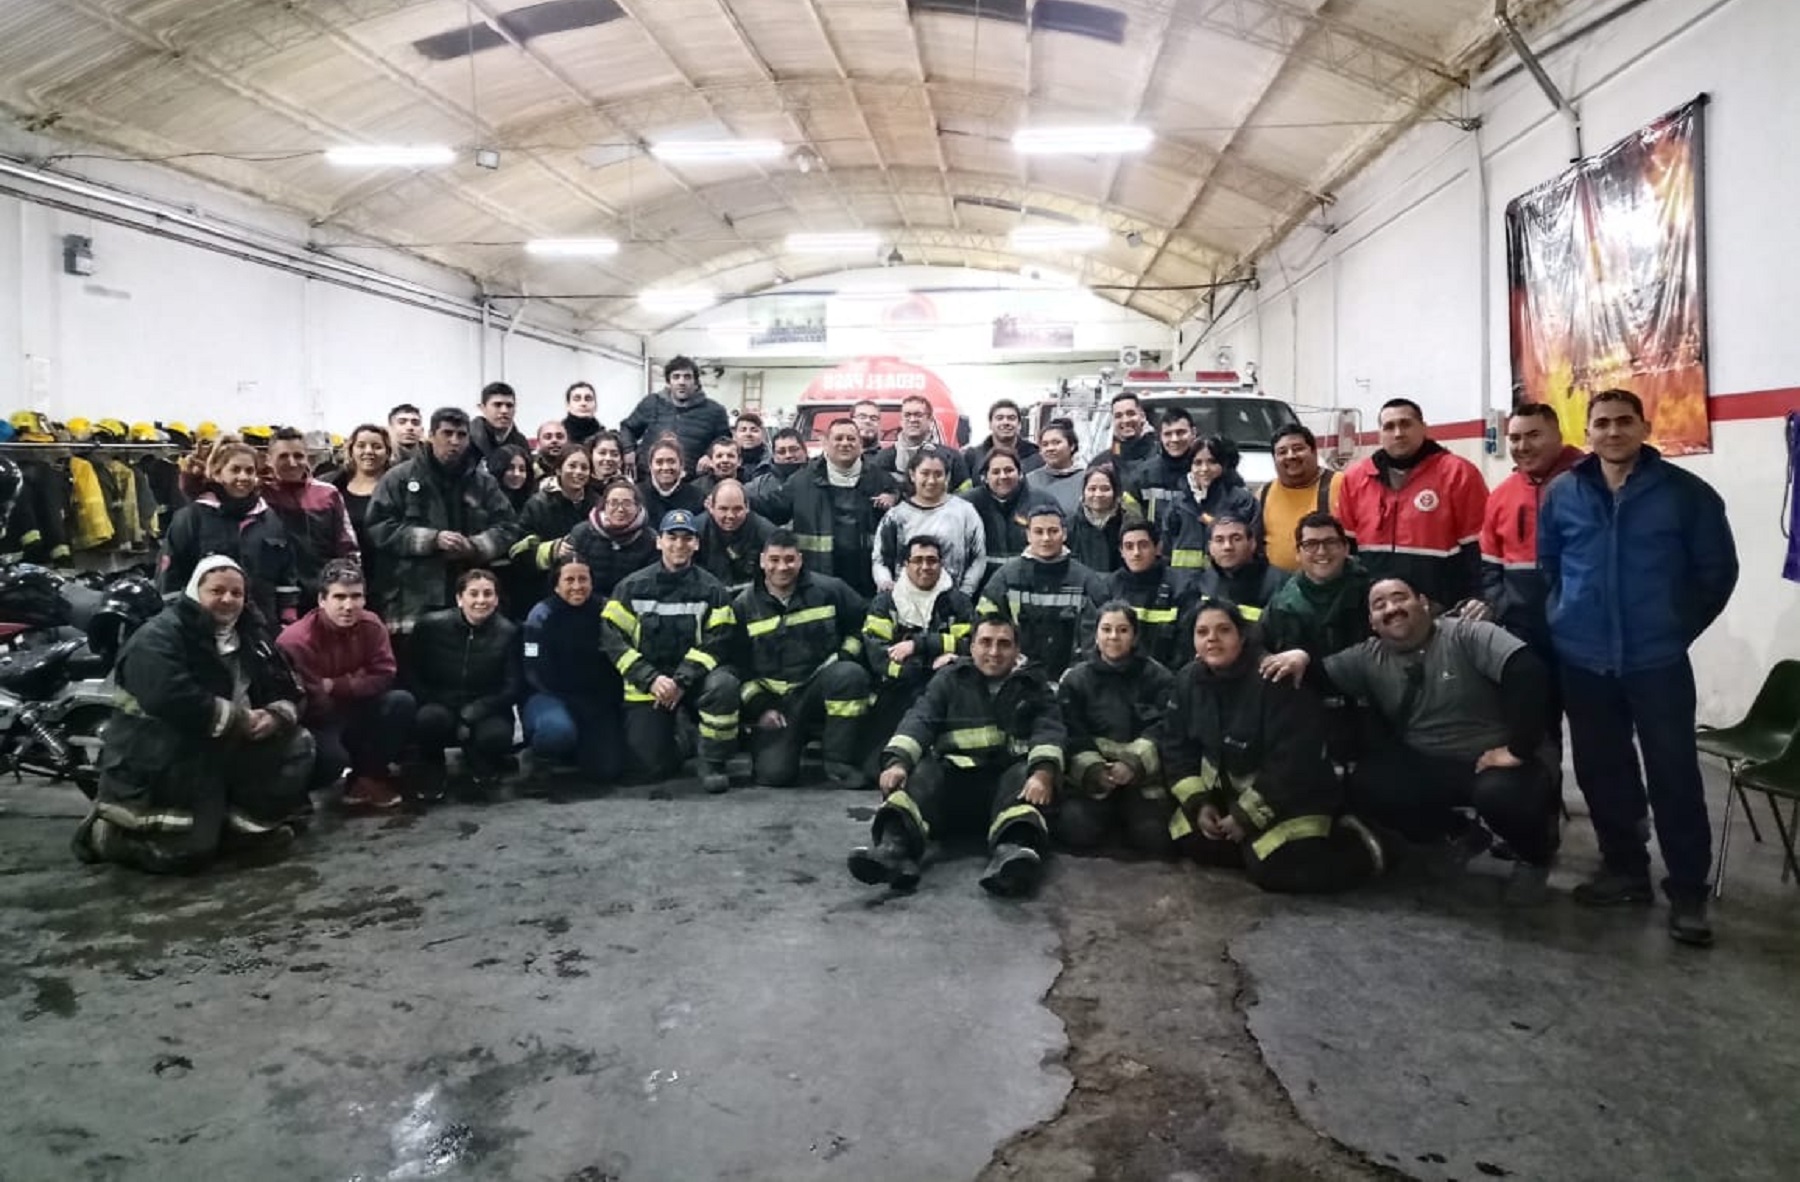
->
xmin=240 ymin=424 xmax=272 ymax=445
xmin=329 ymin=433 xmax=345 ymax=449
xmin=161 ymin=421 xmax=194 ymax=448
xmin=196 ymin=421 xmax=220 ymax=441
xmin=93 ymin=418 xmax=129 ymax=442
xmin=66 ymin=416 xmax=94 ymax=441
xmin=129 ymin=421 xmax=162 ymax=442
xmin=9 ymin=410 xmax=53 ymax=443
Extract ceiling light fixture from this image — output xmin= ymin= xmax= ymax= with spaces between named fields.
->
xmin=785 ymin=231 xmax=883 ymax=254
xmin=638 ymin=288 xmax=717 ymax=313
xmin=324 ymin=144 xmax=455 ymax=166
xmin=649 ymin=139 xmax=784 ymax=163
xmin=1011 ymin=126 xmax=1154 ymax=155
xmin=1009 ymin=224 xmax=1111 ymax=252
xmin=525 ymin=238 xmax=621 ymax=257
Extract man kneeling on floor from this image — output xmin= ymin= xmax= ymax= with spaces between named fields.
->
xmin=73 ymin=556 xmax=315 ymax=873
xmin=601 ymin=509 xmax=740 ymax=792
xmin=732 ymin=529 xmax=871 ymax=788
xmin=279 ymin=558 xmax=417 ymax=812
xmin=1307 ymin=576 xmax=1561 ymax=903
xmin=849 ymin=617 xmax=1063 ymax=897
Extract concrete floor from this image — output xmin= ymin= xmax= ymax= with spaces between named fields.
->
xmin=2 ymin=767 xmax=1798 ymax=1182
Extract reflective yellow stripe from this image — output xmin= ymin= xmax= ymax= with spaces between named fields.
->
xmin=795 ymin=533 xmax=832 ymax=553
xmin=1095 ymin=736 xmax=1159 ymax=780
xmin=746 ymin=615 xmax=782 ymax=637
xmin=1069 ymin=750 xmax=1106 ymax=789
xmin=534 ymin=539 xmax=557 ymax=569
xmin=755 ymin=677 xmax=797 ymax=696
xmin=883 ymin=789 xmax=930 ymax=838
xmin=1169 ymin=809 xmax=1195 ymax=839
xmin=885 ymin=661 xmax=904 ymax=679
xmin=787 ymin=605 xmax=837 ymax=627
xmin=1026 ymin=744 xmax=1064 ymax=769
xmin=624 ymin=688 xmax=655 ymax=703
xmin=684 ymin=647 xmax=718 ymax=671
xmin=698 ymin=710 xmax=738 ymax=741
xmin=706 ymin=605 xmax=736 ymax=630
xmin=841 ymin=636 xmax=864 ymax=656
xmin=603 ymin=599 xmax=639 ymax=633
xmin=977 ymin=596 xmax=1001 ymax=616
xmin=988 ymin=802 xmax=1047 ymax=844
xmin=1135 ymin=606 xmax=1178 ymax=624
xmin=865 ymin=614 xmax=896 ymax=640
xmin=1236 ymin=785 xmax=1275 ymax=830
xmin=508 ymin=533 xmax=539 ymax=559
xmin=944 ymin=725 xmax=1006 ymax=751
xmin=615 ymin=649 xmax=643 ymax=675
xmin=1250 ymin=814 xmax=1334 ymax=860
xmin=946 ymin=753 xmax=978 ymax=769
xmin=1170 ymin=550 xmax=1205 ymax=569
xmin=1240 ymin=604 xmax=1264 ymax=621
xmin=825 ymin=698 xmax=867 ymax=718
xmin=1170 ymin=774 xmax=1211 ymax=804
xmin=888 ymin=733 xmax=923 ymax=763
xmin=19 ymin=529 xmax=41 ymax=547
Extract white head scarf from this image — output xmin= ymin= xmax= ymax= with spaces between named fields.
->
xmin=185 ymin=555 xmax=246 ymax=655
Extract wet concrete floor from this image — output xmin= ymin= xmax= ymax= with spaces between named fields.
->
xmin=3 ymin=767 xmax=1798 ymax=1181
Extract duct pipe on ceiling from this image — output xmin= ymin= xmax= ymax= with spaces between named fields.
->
xmin=1494 ymin=0 xmax=1584 ymax=160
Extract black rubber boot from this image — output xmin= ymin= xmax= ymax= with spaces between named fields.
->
xmin=1572 ymin=869 xmax=1654 ymax=907
xmin=978 ymin=842 xmax=1043 ymax=898
xmin=1668 ymin=893 xmax=1715 ymax=948
xmin=847 ymin=831 xmax=920 ymax=892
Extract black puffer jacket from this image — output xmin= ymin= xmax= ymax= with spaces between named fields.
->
xmin=619 ymin=388 xmax=731 ymax=473
xmin=1192 ymin=558 xmax=1289 ymax=616
xmin=565 ymin=506 xmax=658 ymax=597
xmin=406 ymin=608 xmax=522 ymax=720
xmin=158 ymin=495 xmax=300 ymax=629
xmin=697 ymin=511 xmax=775 ymax=592
xmin=959 ymin=483 xmax=1029 ymax=580
xmin=364 ymin=449 xmax=522 ymax=630
xmin=977 ymin=551 xmax=1108 ymax=681
xmin=1058 ymin=653 xmax=1176 ymax=793
xmin=1159 ymin=644 xmax=1342 ymax=849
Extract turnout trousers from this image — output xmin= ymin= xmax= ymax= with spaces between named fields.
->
xmin=743 ymin=660 xmax=871 ymax=786
xmin=1056 ymin=780 xmax=1175 ymax=856
xmin=621 ymin=668 xmax=741 ymax=781
xmin=873 ymin=756 xmax=1050 ymax=856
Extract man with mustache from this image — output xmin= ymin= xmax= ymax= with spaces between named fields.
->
xmin=1319 ymin=575 xmax=1561 ymax=905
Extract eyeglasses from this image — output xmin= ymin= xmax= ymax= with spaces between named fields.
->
xmin=1297 ymin=538 xmax=1347 ymax=553
xmin=604 ymin=499 xmax=637 ymax=510
xmin=906 ymin=556 xmax=941 ymax=566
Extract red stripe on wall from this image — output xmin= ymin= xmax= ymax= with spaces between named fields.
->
xmin=1712 ymin=387 xmax=1800 ymax=420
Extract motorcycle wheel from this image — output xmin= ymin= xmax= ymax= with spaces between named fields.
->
xmin=61 ymin=704 xmax=111 ymax=800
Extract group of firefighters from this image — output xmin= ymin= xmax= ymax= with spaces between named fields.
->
xmin=68 ymin=360 xmax=1740 ymax=946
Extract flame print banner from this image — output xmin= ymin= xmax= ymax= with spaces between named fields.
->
xmin=1506 ymin=96 xmax=1711 ymax=455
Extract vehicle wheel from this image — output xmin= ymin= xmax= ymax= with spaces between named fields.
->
xmin=61 ymin=704 xmax=111 ymax=800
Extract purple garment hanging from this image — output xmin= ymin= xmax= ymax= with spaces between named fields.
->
xmin=1785 ymin=412 xmax=1800 ymax=583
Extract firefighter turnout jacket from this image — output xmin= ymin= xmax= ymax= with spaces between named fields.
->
xmin=600 ymin=561 xmax=736 ymax=705
xmin=731 ymin=571 xmax=868 ymax=715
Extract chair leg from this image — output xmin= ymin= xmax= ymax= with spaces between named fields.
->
xmin=1714 ymin=778 xmax=1738 ymax=900
xmin=1766 ymin=793 xmax=1800 ymax=887
xmin=1738 ymin=777 xmax=1764 ymax=844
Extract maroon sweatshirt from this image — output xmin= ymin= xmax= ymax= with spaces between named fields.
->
xmin=277 ymin=608 xmax=398 ymax=724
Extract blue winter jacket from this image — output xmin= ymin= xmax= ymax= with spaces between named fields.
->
xmin=523 ymin=593 xmax=612 ymax=699
xmin=1538 ymin=447 xmax=1737 ymax=675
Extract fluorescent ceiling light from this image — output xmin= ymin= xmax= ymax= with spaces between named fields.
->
xmin=525 ymin=238 xmax=620 ymax=257
xmin=785 ymin=231 xmax=883 ymax=254
xmin=1012 ymin=126 xmax=1154 ymax=155
xmin=1009 ymin=224 xmax=1111 ymax=252
xmin=638 ymin=288 xmax=716 ymax=313
xmin=650 ymin=139 xmax=784 ymax=163
xmin=324 ymin=144 xmax=455 ymax=166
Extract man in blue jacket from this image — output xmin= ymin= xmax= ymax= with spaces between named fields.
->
xmin=1539 ymin=389 xmax=1738 ymax=947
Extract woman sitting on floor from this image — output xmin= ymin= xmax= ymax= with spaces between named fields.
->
xmin=1159 ymin=598 xmax=1385 ymax=893
xmin=404 ymin=568 xmax=521 ymax=803
xmin=72 ymin=556 xmax=315 ymax=873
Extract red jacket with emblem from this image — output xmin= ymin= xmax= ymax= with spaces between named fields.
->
xmin=1335 ymin=440 xmax=1488 ymax=609
xmin=277 ymin=607 xmax=398 ymax=724
xmin=1479 ymin=444 xmax=1582 ymax=645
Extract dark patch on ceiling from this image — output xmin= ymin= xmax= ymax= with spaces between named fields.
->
xmin=413 ymin=0 xmax=625 ymax=62
xmin=908 ymin=0 xmax=1126 ymax=44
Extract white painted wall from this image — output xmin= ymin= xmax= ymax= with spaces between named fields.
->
xmin=1202 ymin=0 xmax=1800 ymax=720
xmin=0 ymin=139 xmax=646 ymax=435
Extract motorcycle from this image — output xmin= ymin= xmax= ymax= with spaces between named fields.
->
xmin=0 ymin=564 xmax=165 ymax=797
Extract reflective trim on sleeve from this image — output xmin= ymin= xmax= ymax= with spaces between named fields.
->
xmin=1250 ymin=813 xmax=1334 ymax=860
xmin=988 ymin=802 xmax=1049 ymax=844
xmin=883 ymin=789 xmax=930 ymax=839
xmin=887 ymin=733 xmax=924 ymax=764
xmin=684 ymin=647 xmax=719 ymax=671
xmin=795 ymin=533 xmax=833 ymax=553
xmin=1236 ymin=785 xmax=1275 ymax=830
xmin=865 ymin=614 xmax=896 ymax=640
xmin=825 ymin=697 xmax=868 ymax=718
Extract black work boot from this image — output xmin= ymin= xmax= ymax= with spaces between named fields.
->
xmin=978 ymin=843 xmax=1043 ymax=898
xmin=847 ymin=830 xmax=920 ymax=891
xmin=1572 ymin=868 xmax=1654 ymax=907
xmin=700 ymin=766 xmax=730 ymax=795
xmin=1667 ymin=889 xmax=1715 ymax=948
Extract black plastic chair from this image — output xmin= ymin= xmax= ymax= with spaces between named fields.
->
xmin=1698 ymin=660 xmax=1800 ymax=898
xmin=1738 ymin=733 xmax=1800 ymax=889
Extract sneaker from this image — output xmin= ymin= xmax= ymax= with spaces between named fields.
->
xmin=407 ymin=763 xmax=448 ymax=805
xmin=1571 ymin=869 xmax=1654 ymax=907
xmin=847 ymin=832 xmax=920 ymax=891
xmin=1668 ymin=896 xmax=1714 ymax=948
xmin=1502 ymin=862 xmax=1552 ymax=907
xmin=700 ymin=771 xmax=730 ymax=795
xmin=341 ymin=775 xmax=404 ymax=812
xmin=978 ymin=843 xmax=1043 ymax=898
